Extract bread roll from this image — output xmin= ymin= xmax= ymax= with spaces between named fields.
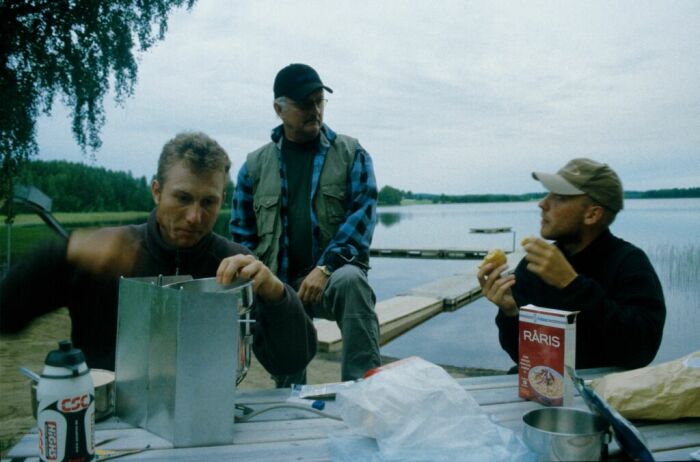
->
xmin=521 ymin=236 xmax=536 ymax=246
xmin=481 ymin=248 xmax=507 ymax=268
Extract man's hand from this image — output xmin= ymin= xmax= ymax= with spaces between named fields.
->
xmin=477 ymin=263 xmax=518 ymax=316
xmin=67 ymin=227 xmax=140 ymax=277
xmin=298 ymin=266 xmax=329 ymax=306
xmin=523 ymin=238 xmax=577 ymax=289
xmin=217 ymin=254 xmax=285 ymax=303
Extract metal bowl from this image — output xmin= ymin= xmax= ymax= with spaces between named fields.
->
xmin=523 ymin=407 xmax=610 ymax=461
xmin=31 ymin=369 xmax=115 ymax=421
xmin=165 ymin=277 xmax=253 ymax=315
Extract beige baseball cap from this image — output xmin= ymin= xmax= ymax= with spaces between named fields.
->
xmin=532 ymin=158 xmax=624 ymax=212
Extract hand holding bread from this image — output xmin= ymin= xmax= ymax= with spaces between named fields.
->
xmin=477 ymin=248 xmax=517 ymax=316
xmin=480 ymin=248 xmax=507 ymax=269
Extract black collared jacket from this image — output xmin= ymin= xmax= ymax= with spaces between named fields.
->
xmin=496 ymin=229 xmax=666 ymax=370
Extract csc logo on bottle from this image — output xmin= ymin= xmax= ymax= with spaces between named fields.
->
xmin=60 ymin=393 xmax=90 ymax=413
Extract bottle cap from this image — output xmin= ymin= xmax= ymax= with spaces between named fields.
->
xmin=45 ymin=340 xmax=86 ymax=371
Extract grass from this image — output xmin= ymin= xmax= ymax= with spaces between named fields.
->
xmin=6 ymin=211 xmax=150 ymax=227
xmin=0 ymin=210 xmax=234 ymax=267
xmin=1 ymin=212 xmax=148 ymax=266
xmin=399 ymin=199 xmax=433 ymax=206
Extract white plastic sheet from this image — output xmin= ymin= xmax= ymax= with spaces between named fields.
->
xmin=333 ymin=357 xmax=535 ymax=462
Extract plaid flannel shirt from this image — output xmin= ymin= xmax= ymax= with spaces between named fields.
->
xmin=230 ymin=124 xmax=377 ymax=282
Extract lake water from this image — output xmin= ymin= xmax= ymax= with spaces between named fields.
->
xmin=369 ymin=198 xmax=700 ymax=371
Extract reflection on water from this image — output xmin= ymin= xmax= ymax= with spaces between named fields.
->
xmin=375 ymin=199 xmax=700 ymax=370
xmin=378 ymin=212 xmax=402 ymax=228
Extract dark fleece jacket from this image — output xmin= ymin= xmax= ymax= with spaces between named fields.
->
xmin=0 ymin=210 xmax=317 ymax=375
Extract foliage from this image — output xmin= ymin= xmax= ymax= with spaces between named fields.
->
xmin=377 ymin=185 xmax=700 ymax=206
xmin=378 ymin=185 xmax=404 ymax=205
xmin=0 ymin=0 xmax=195 ymax=215
xmin=629 ymin=187 xmax=700 ymax=199
xmin=16 ymin=160 xmax=153 ymax=212
xmin=14 ymin=159 xmax=235 ymax=213
xmin=429 ymin=192 xmax=547 ymax=204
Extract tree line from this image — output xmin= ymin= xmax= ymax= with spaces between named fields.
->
xmin=378 ymin=185 xmax=700 ymax=206
xmin=15 ymin=160 xmax=154 ymax=212
xmin=9 ymin=162 xmax=698 ymax=212
xmin=12 ymin=160 xmax=236 ymax=213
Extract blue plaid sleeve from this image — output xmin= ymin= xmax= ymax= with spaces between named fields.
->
xmin=229 ymin=162 xmax=259 ymax=250
xmin=319 ymin=144 xmax=378 ymax=267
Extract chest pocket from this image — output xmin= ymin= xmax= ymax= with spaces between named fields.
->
xmin=317 ymin=184 xmax=347 ymax=248
xmin=319 ymin=184 xmax=347 ymax=225
xmin=253 ymin=195 xmax=280 ymax=262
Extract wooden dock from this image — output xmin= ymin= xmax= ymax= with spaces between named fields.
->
xmin=369 ymin=248 xmax=489 ymax=259
xmin=470 ymin=226 xmax=512 ymax=234
xmin=315 ymin=250 xmax=525 ymax=352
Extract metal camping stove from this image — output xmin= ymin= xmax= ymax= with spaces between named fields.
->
xmin=114 ymin=276 xmax=253 ymax=447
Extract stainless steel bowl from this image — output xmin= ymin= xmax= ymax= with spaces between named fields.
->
xmin=523 ymin=407 xmax=610 ymax=461
xmin=165 ymin=277 xmax=254 ymax=315
xmin=31 ymin=369 xmax=115 ymax=421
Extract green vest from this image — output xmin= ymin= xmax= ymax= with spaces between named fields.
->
xmin=245 ymin=132 xmax=358 ymax=274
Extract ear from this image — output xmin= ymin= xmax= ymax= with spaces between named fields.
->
xmin=273 ymin=102 xmax=283 ymax=118
xmin=151 ymin=179 xmax=161 ymax=205
xmin=583 ymin=204 xmax=605 ymax=226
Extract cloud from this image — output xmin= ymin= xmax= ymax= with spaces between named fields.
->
xmin=36 ymin=0 xmax=700 ymax=194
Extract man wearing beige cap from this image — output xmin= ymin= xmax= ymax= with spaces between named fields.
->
xmin=478 ymin=158 xmax=666 ymax=370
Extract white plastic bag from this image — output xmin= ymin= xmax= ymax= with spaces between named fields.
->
xmin=334 ymin=357 xmax=534 ymax=462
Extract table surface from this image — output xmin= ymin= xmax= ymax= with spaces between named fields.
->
xmin=5 ymin=370 xmax=700 ymax=461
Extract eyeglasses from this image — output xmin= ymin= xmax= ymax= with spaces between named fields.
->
xmin=290 ymin=97 xmax=328 ymax=112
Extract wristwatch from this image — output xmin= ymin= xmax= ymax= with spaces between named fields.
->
xmin=316 ymin=265 xmax=332 ymax=277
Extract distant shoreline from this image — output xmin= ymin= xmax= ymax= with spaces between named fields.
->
xmin=379 ymin=188 xmax=700 ymax=207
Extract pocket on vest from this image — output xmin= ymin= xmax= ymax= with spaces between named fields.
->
xmin=253 ymin=195 xmax=280 ymax=261
xmin=320 ymin=184 xmax=347 ymax=225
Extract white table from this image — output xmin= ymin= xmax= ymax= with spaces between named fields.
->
xmin=5 ymin=371 xmax=700 ymax=461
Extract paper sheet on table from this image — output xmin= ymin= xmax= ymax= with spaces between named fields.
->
xmin=591 ymin=351 xmax=700 ymax=420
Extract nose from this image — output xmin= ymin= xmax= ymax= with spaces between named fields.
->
xmin=185 ymin=204 xmax=203 ymax=225
xmin=310 ymin=102 xmax=322 ymax=115
xmin=538 ymin=195 xmax=549 ymax=210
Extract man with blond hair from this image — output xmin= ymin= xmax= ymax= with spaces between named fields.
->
xmin=1 ymin=132 xmax=317 ymax=378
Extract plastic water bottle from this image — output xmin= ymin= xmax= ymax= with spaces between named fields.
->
xmin=37 ymin=340 xmax=95 ymax=462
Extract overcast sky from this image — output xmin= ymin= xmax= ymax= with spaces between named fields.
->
xmin=36 ymin=0 xmax=700 ymax=195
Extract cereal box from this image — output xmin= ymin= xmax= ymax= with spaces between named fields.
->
xmin=518 ymin=305 xmax=578 ymax=406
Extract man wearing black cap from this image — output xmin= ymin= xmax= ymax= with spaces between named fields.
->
xmin=478 ymin=158 xmax=666 ymax=370
xmin=230 ymin=63 xmax=380 ymax=385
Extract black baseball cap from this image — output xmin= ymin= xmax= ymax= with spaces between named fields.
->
xmin=273 ymin=63 xmax=333 ymax=101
